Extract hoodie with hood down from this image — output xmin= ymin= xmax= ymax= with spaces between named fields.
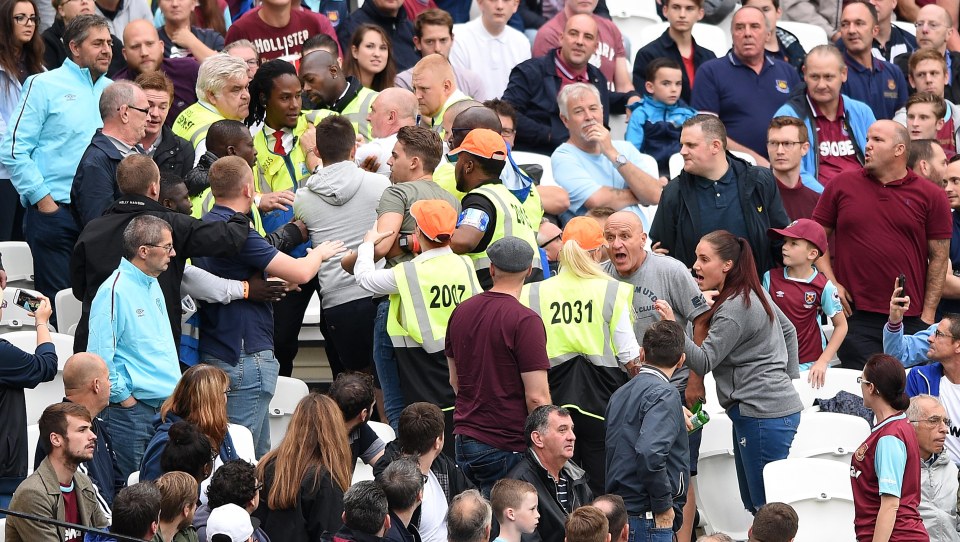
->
xmin=294 ymin=160 xmax=390 ymax=309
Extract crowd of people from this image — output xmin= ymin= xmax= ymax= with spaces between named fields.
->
xmin=4 ymin=0 xmax=960 ymax=540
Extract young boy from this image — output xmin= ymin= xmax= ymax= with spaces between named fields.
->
xmin=634 ymin=0 xmax=715 ymax=104
xmin=490 ymin=479 xmax=540 ymax=542
xmin=625 ymin=58 xmax=697 ymax=176
xmin=763 ymin=219 xmax=848 ymax=388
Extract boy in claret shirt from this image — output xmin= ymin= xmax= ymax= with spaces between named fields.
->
xmin=763 ymin=219 xmax=848 ymax=389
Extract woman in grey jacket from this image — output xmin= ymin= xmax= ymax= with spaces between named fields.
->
xmin=660 ymin=230 xmax=803 ymax=515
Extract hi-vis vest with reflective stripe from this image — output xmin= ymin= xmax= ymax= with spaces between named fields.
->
xmin=173 ymin=102 xmax=225 ymax=149
xmin=191 ymin=189 xmax=266 ymax=236
xmin=252 ymin=110 xmax=333 ymax=194
xmin=468 ymin=183 xmax=542 ymax=271
xmin=520 ymin=272 xmax=634 ymax=418
xmin=341 ymin=87 xmax=378 ymax=142
xmin=387 ymin=252 xmax=482 ymax=353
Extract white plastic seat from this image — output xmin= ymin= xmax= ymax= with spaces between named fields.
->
xmin=764 ymin=458 xmax=857 ymax=542
xmin=511 ymin=151 xmax=556 ymax=187
xmin=53 ymin=289 xmax=82 ymax=337
xmin=128 ymin=471 xmax=140 ymax=486
xmin=701 ymin=371 xmax=725 ymax=415
xmin=302 ymin=292 xmax=321 ymax=325
xmin=793 ymin=367 xmax=863 ymax=410
xmin=730 ymin=150 xmax=757 ymax=165
xmin=695 ymin=411 xmax=755 ymax=539
xmin=613 ymin=14 xmax=663 ymax=60
xmin=26 ymin=424 xmax=39 ymax=475
xmin=3 ymin=330 xmax=71 ymax=425
xmin=635 ymin=22 xmax=730 ymax=59
xmin=0 ymin=241 xmax=33 ymax=283
xmin=608 ymin=0 xmax=658 ymax=18
xmin=668 ymin=152 xmax=684 ymax=179
xmin=351 ymin=422 xmax=397 ymax=485
xmin=788 ymin=411 xmax=870 ymax=463
xmin=368 ymin=420 xmax=396 ymax=444
xmin=268 ymin=376 xmax=310 ymax=450
xmin=892 ymin=19 xmax=917 ymax=36
xmin=777 ymin=21 xmax=829 ymax=52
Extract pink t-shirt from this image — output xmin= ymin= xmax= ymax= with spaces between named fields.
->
xmin=225 ymin=7 xmax=337 ymax=62
xmin=532 ymin=11 xmax=627 ymax=90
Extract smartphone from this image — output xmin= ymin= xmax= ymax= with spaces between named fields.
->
xmin=896 ymin=274 xmax=907 ymax=307
xmin=14 ymin=289 xmax=41 ymax=312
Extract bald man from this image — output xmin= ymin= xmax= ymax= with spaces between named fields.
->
xmin=812 ymin=119 xmax=952 ymax=369
xmin=412 ymin=54 xmax=470 ymax=139
xmin=894 ymin=4 xmax=960 ymax=103
xmin=113 ymin=19 xmax=200 ymax=126
xmin=300 ymin=49 xmax=377 ymax=141
xmin=35 ymin=353 xmax=120 ymax=509
xmin=357 ymin=88 xmax=419 ymax=174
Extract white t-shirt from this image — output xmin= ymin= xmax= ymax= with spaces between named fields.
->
xmin=449 ymin=18 xmax=531 ymax=99
xmin=355 ymin=133 xmax=397 ymax=176
xmin=938 ymin=375 xmax=960 ymax=465
xmin=418 ymin=470 xmax=449 ymax=542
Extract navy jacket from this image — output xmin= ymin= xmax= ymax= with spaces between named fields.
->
xmin=70 ymin=130 xmax=127 ymax=228
xmin=337 ymin=1 xmax=418 ymax=71
xmin=503 ymin=49 xmax=638 ymax=155
xmin=138 ymin=412 xmax=239 ymax=481
xmin=152 ymin=125 xmax=195 ymax=180
xmin=632 ymin=30 xmax=717 ymax=104
xmin=649 ymin=153 xmax=790 ymax=274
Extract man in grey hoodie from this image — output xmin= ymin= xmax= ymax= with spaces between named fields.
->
xmin=294 ymin=115 xmax=390 ymax=377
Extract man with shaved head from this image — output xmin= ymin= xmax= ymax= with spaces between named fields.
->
xmin=895 ymin=4 xmax=960 ymax=103
xmin=356 ymin=88 xmax=419 ymax=174
xmin=35 ymin=353 xmax=121 ymax=509
xmin=602 ymin=209 xmax=709 ymax=542
xmin=813 ymin=119 xmax=952 ymax=369
xmin=300 ymin=49 xmax=377 ymax=141
xmin=412 ymin=54 xmax=470 ymax=138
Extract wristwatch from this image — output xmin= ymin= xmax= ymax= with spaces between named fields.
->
xmin=614 ymin=154 xmax=628 ymax=169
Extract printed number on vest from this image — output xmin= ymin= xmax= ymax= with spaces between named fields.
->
xmin=550 ymin=300 xmax=594 ymax=324
xmin=429 ymin=284 xmax=467 ymax=308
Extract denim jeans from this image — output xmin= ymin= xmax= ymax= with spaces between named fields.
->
xmin=23 ymin=204 xmax=79 ymax=327
xmin=373 ymin=300 xmax=403 ymax=431
xmin=203 ymin=349 xmax=279 ymax=458
xmin=727 ymin=404 xmax=800 ymax=513
xmin=455 ymin=435 xmax=522 ymax=497
xmin=101 ymin=400 xmax=160 ymax=480
xmin=628 ymin=516 xmax=675 ymax=542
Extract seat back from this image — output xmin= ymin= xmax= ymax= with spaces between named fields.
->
xmin=352 ymin=421 xmax=398 ymax=485
xmin=613 ymin=14 xmax=663 ymax=61
xmin=636 ymin=22 xmax=730 ymax=59
xmin=668 ymin=152 xmax=684 ymax=179
xmin=511 ymin=151 xmax=555 ymax=187
xmin=26 ymin=424 xmax=39 ymax=476
xmin=764 ymin=458 xmax=856 ymax=542
xmin=0 ymin=241 xmax=34 ymax=283
xmin=793 ymin=367 xmax=863 ymax=409
xmin=695 ymin=411 xmax=755 ymax=539
xmin=776 ymin=21 xmax=829 ymax=52
xmin=789 ymin=412 xmax=870 ymax=463
xmin=3 ymin=331 xmax=68 ymax=424
xmin=54 ymin=289 xmax=82 ymax=336
xmin=268 ymin=376 xmax=310 ymax=450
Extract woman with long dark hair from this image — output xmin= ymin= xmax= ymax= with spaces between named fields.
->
xmin=0 ymin=0 xmax=43 ymax=241
xmin=343 ymin=24 xmax=396 ymax=92
xmin=659 ymin=230 xmax=803 ymax=514
xmin=852 ymin=354 xmax=927 ymax=542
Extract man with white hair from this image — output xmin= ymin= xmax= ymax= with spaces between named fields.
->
xmin=907 ymin=394 xmax=960 ymax=542
xmin=71 ymin=81 xmax=150 ymax=227
xmin=173 ymin=54 xmax=250 ymax=163
xmin=356 ymin=88 xmax=419 ymax=175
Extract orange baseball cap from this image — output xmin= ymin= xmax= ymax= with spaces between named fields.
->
xmin=411 ymin=199 xmax=458 ymax=242
xmin=562 ymin=216 xmax=605 ymax=251
xmin=447 ymin=128 xmax=508 ymax=162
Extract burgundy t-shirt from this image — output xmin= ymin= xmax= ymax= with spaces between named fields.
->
xmin=939 ymin=117 xmax=957 ymax=158
xmin=445 ymin=291 xmax=550 ymax=452
xmin=811 ymin=96 xmax=861 ymax=187
xmin=62 ymin=483 xmax=81 ymax=542
xmin=225 ymin=7 xmax=337 ymax=62
xmin=812 ymin=167 xmax=952 ymax=315
xmin=776 ymin=177 xmax=820 ymax=220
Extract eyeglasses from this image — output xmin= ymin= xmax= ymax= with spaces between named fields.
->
xmin=766 ymin=140 xmax=803 ymax=150
xmin=13 ymin=14 xmax=39 ymax=25
xmin=145 ymin=243 xmax=175 ymax=254
xmin=123 ymin=104 xmax=150 ymax=115
xmin=539 ymin=234 xmax=561 ymax=248
xmin=915 ymin=21 xmax=944 ymax=30
xmin=910 ymin=415 xmax=953 ymax=427
xmin=242 ymin=58 xmax=260 ymax=67
xmin=856 ymin=376 xmax=872 ymax=385
xmin=935 ymin=329 xmax=957 ymax=340
xmin=501 ymin=127 xmax=516 ymax=137
xmin=254 ymin=481 xmax=264 ymax=492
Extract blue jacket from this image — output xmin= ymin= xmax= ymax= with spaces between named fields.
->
xmin=139 ymin=412 xmax=239 ymax=482
xmin=625 ymin=96 xmax=697 ymax=174
xmin=882 ymin=321 xmax=935 ymax=369
xmin=70 ymin=130 xmax=126 ymax=228
xmin=906 ymin=361 xmax=945 ymax=397
xmin=773 ymin=86 xmax=875 ymax=193
xmin=0 ymin=59 xmax=110 ymax=206
xmin=87 ymin=258 xmax=181 ymax=407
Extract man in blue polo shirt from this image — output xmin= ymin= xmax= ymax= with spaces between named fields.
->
xmin=838 ymin=1 xmax=908 ymax=120
xmin=691 ymin=6 xmax=800 ymax=168
xmin=194 ymin=156 xmax=345 ymax=457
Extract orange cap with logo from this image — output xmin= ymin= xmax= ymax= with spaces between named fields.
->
xmin=561 ymin=216 xmax=605 ymax=251
xmin=411 ymin=199 xmax=458 ymax=242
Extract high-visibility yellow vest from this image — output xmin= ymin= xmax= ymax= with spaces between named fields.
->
xmin=387 ymin=251 xmax=481 ymax=354
xmin=172 ymin=103 xmax=225 ymax=149
xmin=467 ymin=183 xmax=542 ymax=272
xmin=251 ymin=110 xmax=333 ymax=194
xmin=434 ymin=164 xmax=545 ymax=225
xmin=341 ymin=87 xmax=378 ymax=141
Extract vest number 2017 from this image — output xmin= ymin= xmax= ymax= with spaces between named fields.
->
xmin=429 ymin=285 xmax=467 ymax=308
xmin=550 ymin=300 xmax=594 ymax=324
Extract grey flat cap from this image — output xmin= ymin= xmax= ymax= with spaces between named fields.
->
xmin=488 ymin=236 xmax=534 ymax=273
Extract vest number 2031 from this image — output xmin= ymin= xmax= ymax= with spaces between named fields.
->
xmin=550 ymin=300 xmax=594 ymax=325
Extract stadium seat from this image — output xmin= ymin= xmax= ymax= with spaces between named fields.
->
xmin=268 ymin=376 xmax=310 ymax=450
xmin=763 ymin=458 xmax=856 ymax=542
xmin=26 ymin=424 xmax=39 ymax=476
xmin=701 ymin=371 xmax=725 ymax=415
xmin=128 ymin=471 xmax=140 ymax=486
xmin=512 ymin=151 xmax=556 ymax=187
xmin=788 ymin=411 xmax=870 ymax=464
xmin=668 ymin=152 xmax=684 ymax=178
xmin=777 ymin=21 xmax=829 ymax=52
xmin=3 ymin=330 xmax=70 ymax=425
xmin=54 ymin=289 xmax=82 ymax=336
xmin=0 ymin=241 xmax=33 ymax=284
xmin=228 ymin=423 xmax=257 ymax=463
xmin=609 ymin=113 xmax=628 ymax=140
xmin=352 ymin=421 xmax=397 ymax=485
xmin=695 ymin=411 xmax=755 ymax=539
xmin=1 ymin=517 xmax=5 ymax=542
xmin=635 ymin=22 xmax=730 ymax=60
xmin=608 ymin=0 xmax=658 ymax=18
xmin=793 ymin=367 xmax=863 ymax=410
xmin=892 ymin=19 xmax=917 ymax=36
xmin=614 ymin=14 xmax=664 ymax=61
xmin=730 ymin=150 xmax=757 ymax=165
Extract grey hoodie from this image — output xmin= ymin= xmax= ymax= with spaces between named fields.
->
xmin=294 ymin=160 xmax=390 ymax=309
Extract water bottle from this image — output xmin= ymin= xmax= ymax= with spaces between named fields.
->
xmin=688 ymin=401 xmax=710 ymax=434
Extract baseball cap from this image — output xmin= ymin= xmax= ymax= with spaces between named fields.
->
xmin=447 ymin=129 xmax=507 ymax=163
xmin=411 ymin=200 xmax=457 ymax=242
xmin=488 ymin=236 xmax=534 ymax=273
xmin=561 ymin=216 xmax=605 ymax=251
xmin=768 ymin=218 xmax=827 ymax=255
xmin=207 ymin=504 xmax=255 ymax=542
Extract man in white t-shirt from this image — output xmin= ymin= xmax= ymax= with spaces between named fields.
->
xmin=449 ymin=0 xmax=531 ymax=99
xmin=356 ymin=88 xmax=419 ymax=175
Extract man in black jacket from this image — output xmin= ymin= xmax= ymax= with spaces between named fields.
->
xmin=503 ymin=405 xmax=593 ymax=542
xmin=336 ymin=0 xmax=418 ymax=71
xmin=649 ymin=114 xmax=789 ymax=275
xmin=137 ymin=70 xmax=195 ymax=180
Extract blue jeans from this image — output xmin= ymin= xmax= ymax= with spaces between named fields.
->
xmin=23 ymin=204 xmax=79 ymax=327
xmin=727 ymin=404 xmax=800 ymax=513
xmin=203 ymin=349 xmax=279 ymax=458
xmin=454 ymin=434 xmax=522 ymax=497
xmin=101 ymin=400 xmax=160 ymax=480
xmin=628 ymin=516 xmax=675 ymax=542
xmin=373 ymin=300 xmax=403 ymax=431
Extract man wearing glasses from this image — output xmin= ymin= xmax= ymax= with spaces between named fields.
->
xmin=773 ymin=44 xmax=875 ymax=191
xmin=766 ymin=116 xmax=821 ymax=221
xmin=87 ymin=214 xmax=181 ymax=480
xmin=894 ymin=4 xmax=960 ymax=104
xmin=906 ymin=394 xmax=960 ymax=537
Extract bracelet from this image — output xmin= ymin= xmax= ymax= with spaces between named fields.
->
xmin=242 ymin=281 xmax=250 ymax=299
xmin=35 ymin=322 xmax=48 ymax=329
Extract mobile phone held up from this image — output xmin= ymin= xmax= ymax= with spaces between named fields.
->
xmin=14 ymin=289 xmax=41 ymax=312
xmin=896 ymin=274 xmax=907 ymax=307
